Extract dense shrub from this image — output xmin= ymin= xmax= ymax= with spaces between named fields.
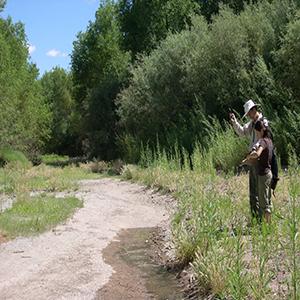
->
xmin=117 ymin=16 xmax=209 ymax=154
xmin=275 ymin=13 xmax=300 ymax=103
xmin=117 ymin=0 xmax=299 ymax=164
xmin=0 ymin=149 xmax=30 ymax=167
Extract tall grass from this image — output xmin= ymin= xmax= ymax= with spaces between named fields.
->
xmin=123 ymin=123 xmax=300 ymax=299
xmin=286 ymin=166 xmax=300 ymax=300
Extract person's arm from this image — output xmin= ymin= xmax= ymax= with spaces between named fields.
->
xmin=230 ymin=113 xmax=251 ymax=137
xmin=241 ymin=140 xmax=264 ymax=165
xmin=247 ymin=146 xmax=263 ymax=159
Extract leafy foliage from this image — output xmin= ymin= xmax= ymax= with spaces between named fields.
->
xmin=117 ymin=0 xmax=198 ymax=55
xmin=41 ymin=67 xmax=76 ymax=154
xmin=71 ymin=0 xmax=130 ymax=159
xmin=1 ymin=0 xmax=300 ymax=165
xmin=118 ymin=0 xmax=299 ymax=163
xmin=0 ymin=148 xmax=30 ymax=167
xmin=0 ymin=16 xmax=51 ymax=157
xmin=275 ymin=14 xmax=300 ymax=102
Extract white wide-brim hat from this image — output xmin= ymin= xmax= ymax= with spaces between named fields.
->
xmin=243 ymin=99 xmax=257 ymax=118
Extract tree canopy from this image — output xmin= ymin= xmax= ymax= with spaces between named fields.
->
xmin=71 ymin=0 xmax=130 ymax=159
xmin=0 ymin=15 xmax=50 ymax=157
xmin=0 ymin=0 xmax=299 ymax=164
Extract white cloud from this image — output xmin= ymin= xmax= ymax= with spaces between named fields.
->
xmin=46 ymin=49 xmax=60 ymax=57
xmin=28 ymin=44 xmax=36 ymax=55
xmin=46 ymin=49 xmax=68 ymax=58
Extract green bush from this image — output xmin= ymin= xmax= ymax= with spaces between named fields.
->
xmin=0 ymin=149 xmax=30 ymax=167
xmin=117 ymin=0 xmax=298 ymax=164
xmin=266 ymin=107 xmax=300 ymax=165
xmin=117 ymin=16 xmax=208 ymax=155
xmin=41 ymin=154 xmax=70 ymax=166
xmin=116 ymin=133 xmax=141 ymax=164
xmin=275 ymin=13 xmax=300 ymax=101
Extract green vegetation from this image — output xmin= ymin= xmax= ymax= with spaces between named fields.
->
xmin=123 ymin=127 xmax=300 ymax=299
xmin=40 ymin=68 xmax=76 ymax=155
xmin=117 ymin=0 xmax=197 ymax=55
xmin=0 ymin=11 xmax=51 ymax=158
xmin=0 ymin=195 xmax=82 ymax=238
xmin=0 ymin=148 xmax=30 ymax=167
xmin=1 ymin=0 xmax=300 ymax=296
xmin=71 ymin=0 xmax=130 ymax=160
xmin=0 ymin=159 xmax=107 ymax=239
xmin=1 ymin=0 xmax=300 ymax=165
xmin=41 ymin=154 xmax=70 ymax=166
xmin=0 ymin=161 xmax=105 ymax=195
xmin=117 ymin=0 xmax=300 ymax=164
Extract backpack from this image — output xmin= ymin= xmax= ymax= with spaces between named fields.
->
xmin=270 ymin=149 xmax=279 ymax=191
xmin=260 ymin=117 xmax=279 ymax=191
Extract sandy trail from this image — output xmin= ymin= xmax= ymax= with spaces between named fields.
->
xmin=0 ymin=178 xmax=170 ymax=300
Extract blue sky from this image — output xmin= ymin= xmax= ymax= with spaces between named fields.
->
xmin=2 ymin=0 xmax=99 ymax=75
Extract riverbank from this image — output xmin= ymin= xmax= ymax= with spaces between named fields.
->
xmin=1 ymin=156 xmax=299 ymax=299
xmin=0 ymin=178 xmax=181 ymax=299
xmin=124 ymin=162 xmax=300 ymax=299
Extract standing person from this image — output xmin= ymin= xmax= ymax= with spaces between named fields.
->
xmin=229 ymin=100 xmax=269 ymax=218
xmin=242 ymin=120 xmax=273 ymax=223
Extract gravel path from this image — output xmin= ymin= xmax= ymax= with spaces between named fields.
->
xmin=0 ymin=178 xmax=170 ymax=300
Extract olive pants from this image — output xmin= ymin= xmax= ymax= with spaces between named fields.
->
xmin=258 ymin=171 xmax=272 ymax=218
xmin=249 ymin=165 xmax=259 ymax=218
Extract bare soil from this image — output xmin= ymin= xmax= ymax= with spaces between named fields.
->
xmin=0 ymin=178 xmax=176 ymax=300
xmin=0 ymin=232 xmax=7 ymax=244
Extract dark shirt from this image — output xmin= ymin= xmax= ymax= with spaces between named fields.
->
xmin=257 ymin=138 xmax=273 ymax=176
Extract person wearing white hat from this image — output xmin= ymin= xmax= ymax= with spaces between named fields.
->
xmin=229 ymin=99 xmax=269 ymax=219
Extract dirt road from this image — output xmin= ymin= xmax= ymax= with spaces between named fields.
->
xmin=0 ymin=178 xmax=172 ymax=300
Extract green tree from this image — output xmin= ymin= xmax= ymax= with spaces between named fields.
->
xmin=41 ymin=67 xmax=76 ymax=154
xmin=71 ymin=0 xmax=130 ymax=159
xmin=195 ymin=0 xmax=255 ymax=22
xmin=0 ymin=15 xmax=51 ymax=157
xmin=117 ymin=16 xmax=209 ymax=153
xmin=275 ymin=14 xmax=300 ymax=104
xmin=118 ymin=0 xmax=198 ymax=56
xmin=117 ymin=0 xmax=297 ymax=162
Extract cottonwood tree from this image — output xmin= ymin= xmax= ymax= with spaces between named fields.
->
xmin=71 ymin=0 xmax=130 ymax=159
xmin=117 ymin=0 xmax=197 ymax=56
xmin=41 ymin=67 xmax=76 ymax=154
xmin=0 ymin=15 xmax=51 ymax=156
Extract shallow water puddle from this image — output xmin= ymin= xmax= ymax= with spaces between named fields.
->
xmin=97 ymin=227 xmax=183 ymax=300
